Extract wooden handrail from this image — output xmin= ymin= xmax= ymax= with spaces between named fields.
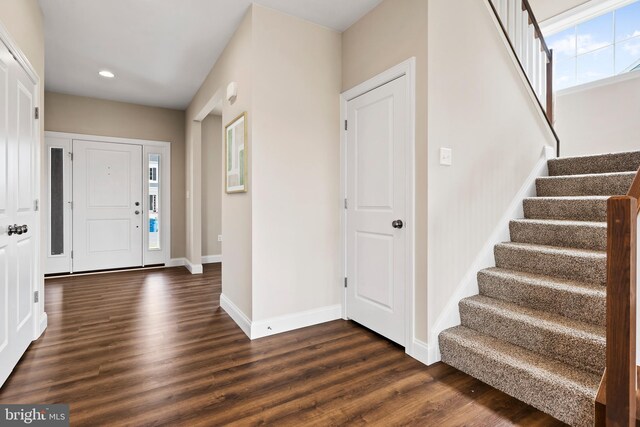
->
xmin=597 ymin=167 xmax=640 ymax=426
xmin=486 ymin=0 xmax=559 ymax=155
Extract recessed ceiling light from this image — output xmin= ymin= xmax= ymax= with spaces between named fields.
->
xmin=99 ymin=70 xmax=115 ymax=78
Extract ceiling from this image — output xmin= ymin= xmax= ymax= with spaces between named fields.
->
xmin=38 ymin=0 xmax=382 ymax=110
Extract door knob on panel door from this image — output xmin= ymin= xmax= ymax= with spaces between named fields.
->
xmin=21 ymin=225 xmax=28 ymax=234
xmin=392 ymin=220 xmax=404 ymax=229
xmin=135 ymin=211 xmax=140 ymax=215
xmin=7 ymin=224 xmax=17 ymax=236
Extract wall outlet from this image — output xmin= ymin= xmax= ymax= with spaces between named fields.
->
xmin=440 ymin=148 xmax=452 ymax=166
xmin=218 ymin=235 xmax=223 ymax=242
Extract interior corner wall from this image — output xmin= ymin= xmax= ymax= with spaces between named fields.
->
xmin=250 ymin=5 xmax=342 ymax=321
xmin=186 ymin=8 xmax=253 ymax=319
xmin=341 ymin=0 xmax=429 ymax=342
xmin=202 ymin=114 xmax=222 ymax=257
xmin=43 ymin=92 xmax=187 ymax=259
xmin=426 ymin=0 xmax=555 ymax=344
xmin=555 ymin=76 xmax=640 ymax=156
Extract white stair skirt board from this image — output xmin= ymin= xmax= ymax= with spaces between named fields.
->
xmin=427 ymin=145 xmax=556 ymax=365
xmin=220 ymin=293 xmax=342 ymax=340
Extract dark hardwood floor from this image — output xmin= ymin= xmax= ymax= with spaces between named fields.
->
xmin=0 ymin=264 xmax=565 ymax=426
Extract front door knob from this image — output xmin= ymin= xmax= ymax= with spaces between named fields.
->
xmin=392 ymin=220 xmax=404 ymax=229
xmin=135 ymin=210 xmax=140 ymax=215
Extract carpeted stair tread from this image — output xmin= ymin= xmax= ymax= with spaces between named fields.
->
xmin=536 ymin=171 xmax=635 ymax=197
xmin=548 ymin=150 xmax=640 ymax=176
xmin=439 ymin=325 xmax=600 ymax=427
xmin=459 ymin=295 xmax=605 ymax=374
xmin=478 ymin=267 xmax=605 ymax=326
xmin=523 ymin=196 xmax=608 ymax=222
xmin=494 ymin=242 xmax=606 ymax=285
xmin=509 ymin=218 xmax=606 ymax=251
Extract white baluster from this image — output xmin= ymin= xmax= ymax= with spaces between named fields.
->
xmin=521 ymin=9 xmax=529 ymax=78
xmin=499 ymin=0 xmax=508 ymax=24
xmin=512 ymin=0 xmax=523 ymax=59
xmin=540 ymin=52 xmax=547 ymax=111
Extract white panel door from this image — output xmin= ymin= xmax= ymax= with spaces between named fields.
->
xmin=72 ymin=140 xmax=143 ymax=272
xmin=0 ymin=41 xmax=38 ymax=387
xmin=346 ymin=76 xmax=407 ymax=345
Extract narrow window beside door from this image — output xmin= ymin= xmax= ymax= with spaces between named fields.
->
xmin=50 ymin=148 xmax=64 ymax=256
xmin=148 ymin=154 xmax=161 ymax=250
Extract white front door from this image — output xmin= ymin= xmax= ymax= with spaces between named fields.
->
xmin=0 ymin=41 xmax=38 ymax=386
xmin=72 ymin=140 xmax=143 ymax=272
xmin=346 ymin=76 xmax=407 ymax=346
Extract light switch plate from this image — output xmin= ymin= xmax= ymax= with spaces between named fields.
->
xmin=440 ymin=148 xmax=452 ymax=166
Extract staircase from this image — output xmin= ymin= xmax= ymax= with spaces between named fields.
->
xmin=439 ymin=151 xmax=640 ymax=427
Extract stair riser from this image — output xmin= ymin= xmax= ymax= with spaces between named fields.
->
xmin=509 ymin=221 xmax=606 ymax=251
xmin=523 ymin=198 xmax=607 ymax=222
xmin=548 ymin=152 xmax=640 ymax=177
xmin=537 ymin=174 xmax=634 ymax=197
xmin=478 ymin=271 xmax=606 ymax=326
xmin=494 ymin=245 xmax=606 ymax=286
xmin=459 ymin=300 xmax=604 ymax=375
xmin=440 ymin=332 xmax=595 ymax=427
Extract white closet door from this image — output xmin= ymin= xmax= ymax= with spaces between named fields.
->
xmin=0 ymin=40 xmax=38 ymax=387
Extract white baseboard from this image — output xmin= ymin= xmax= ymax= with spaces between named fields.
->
xmin=167 ymin=258 xmax=186 ymax=267
xmin=202 ymin=254 xmax=222 ymax=264
xmin=408 ymin=339 xmax=437 ymax=366
xmin=250 ymin=304 xmax=342 ymax=339
xmin=427 ymin=146 xmax=555 ymax=363
xmin=185 ymin=259 xmax=203 ymax=275
xmin=220 ymin=295 xmax=342 ymax=340
xmin=37 ymin=312 xmax=48 ymax=339
xmin=220 ymin=293 xmax=252 ymax=338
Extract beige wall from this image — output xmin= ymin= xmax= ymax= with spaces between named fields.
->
xmin=530 ymin=0 xmax=590 ymax=21
xmin=186 ymin=9 xmax=253 ymax=318
xmin=201 ymin=114 xmax=222 ymax=257
xmin=555 ymin=76 xmax=640 ymax=156
xmin=342 ymin=0 xmax=429 ymax=341
xmin=251 ymin=6 xmax=342 ymax=320
xmin=44 ymin=92 xmax=187 ymax=258
xmin=427 ymin=0 xmax=556 ymax=345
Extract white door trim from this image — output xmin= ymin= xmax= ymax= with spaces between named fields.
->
xmin=0 ymin=20 xmax=44 ymax=340
xmin=340 ymin=58 xmax=416 ymax=357
xmin=45 ymin=131 xmax=172 ymax=269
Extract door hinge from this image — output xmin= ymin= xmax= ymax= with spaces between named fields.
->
xmin=68 ymin=152 xmax=73 ymax=161
xmin=34 ymin=291 xmax=39 ymax=303
xmin=34 ymin=107 xmax=39 ymax=120
xmin=344 ymin=120 xmax=348 ymax=131
xmin=69 ymin=201 xmax=73 ymax=210
xmin=71 ymin=250 xmax=74 ymax=259
xmin=344 ymin=198 xmax=348 ymax=209
xmin=34 ymin=199 xmax=39 ymax=211
xmin=344 ymin=277 xmax=348 ymax=288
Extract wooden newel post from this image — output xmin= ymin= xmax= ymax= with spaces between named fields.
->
xmin=607 ymin=196 xmax=637 ymax=427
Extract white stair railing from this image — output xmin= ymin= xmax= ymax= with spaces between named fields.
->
xmin=489 ymin=0 xmax=554 ymax=127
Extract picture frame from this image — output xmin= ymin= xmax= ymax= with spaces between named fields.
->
xmin=225 ymin=112 xmax=248 ymax=193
